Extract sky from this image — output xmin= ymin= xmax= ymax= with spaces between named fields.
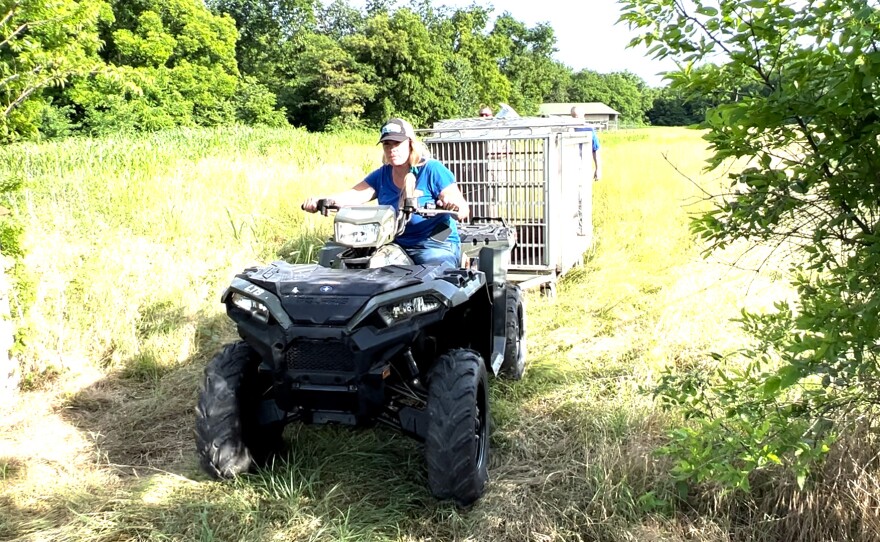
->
xmin=337 ymin=0 xmax=679 ymax=87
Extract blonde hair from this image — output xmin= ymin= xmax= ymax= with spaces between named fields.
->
xmin=410 ymin=137 xmax=431 ymax=166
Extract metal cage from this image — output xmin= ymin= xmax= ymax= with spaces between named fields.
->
xmin=423 ymin=117 xmax=595 ymax=289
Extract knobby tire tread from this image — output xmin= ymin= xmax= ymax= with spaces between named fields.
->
xmin=195 ymin=341 xmax=282 ymax=479
xmin=425 ymin=348 xmax=489 ymax=506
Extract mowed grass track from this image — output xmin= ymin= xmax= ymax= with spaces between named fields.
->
xmin=1 ymin=126 xmax=789 ymax=541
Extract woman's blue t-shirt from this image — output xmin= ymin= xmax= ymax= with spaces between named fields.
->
xmin=363 ymin=159 xmax=460 ymax=249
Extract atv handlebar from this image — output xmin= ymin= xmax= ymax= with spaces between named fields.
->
xmin=301 ymin=198 xmax=340 ymax=216
xmin=400 ymin=197 xmax=463 ymax=220
xmin=303 ymin=198 xmax=462 ymax=220
xmin=410 ymin=206 xmax=461 ymax=219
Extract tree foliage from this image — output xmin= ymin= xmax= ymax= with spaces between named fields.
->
xmin=647 ymin=85 xmax=710 ymax=126
xmin=206 ymin=0 xmax=316 ymax=90
xmin=0 ymin=0 xmax=112 ymax=142
xmin=491 ymin=14 xmax=565 ymax=114
xmin=347 ymin=7 xmax=458 ymax=126
xmin=284 ymin=32 xmax=374 ymax=130
xmin=317 ymin=0 xmax=365 ymax=38
xmin=67 ymin=0 xmax=243 ymax=133
xmin=621 ymin=0 xmax=880 ymax=490
xmin=440 ymin=5 xmax=510 ymax=115
xmin=569 ymin=68 xmax=655 ymax=124
xmin=1 ymin=0 xmax=673 ymax=141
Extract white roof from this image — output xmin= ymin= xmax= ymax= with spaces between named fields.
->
xmin=420 ymin=116 xmax=588 ymax=140
xmin=539 ymin=102 xmax=621 ymax=116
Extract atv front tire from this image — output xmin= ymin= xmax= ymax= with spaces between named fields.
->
xmin=196 ymin=341 xmax=284 ymax=478
xmin=425 ymin=349 xmax=490 ymax=506
xmin=500 ymin=284 xmax=526 ymax=380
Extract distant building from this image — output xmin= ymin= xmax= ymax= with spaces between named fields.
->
xmin=538 ymin=102 xmax=621 ymax=130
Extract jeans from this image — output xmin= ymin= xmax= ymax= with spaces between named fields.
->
xmin=403 ymin=238 xmax=461 ymax=268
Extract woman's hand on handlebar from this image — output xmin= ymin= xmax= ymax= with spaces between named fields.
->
xmin=436 ymin=197 xmax=469 ymax=221
xmin=301 ymin=197 xmax=321 ymax=213
xmin=301 ymin=197 xmax=338 ymax=216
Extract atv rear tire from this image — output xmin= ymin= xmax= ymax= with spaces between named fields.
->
xmin=196 ymin=341 xmax=284 ymax=478
xmin=425 ymin=349 xmax=490 ymax=507
xmin=500 ymin=284 xmax=526 ymax=380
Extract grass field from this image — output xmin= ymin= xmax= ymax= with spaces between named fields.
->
xmin=0 ymin=125 xmax=872 ymax=541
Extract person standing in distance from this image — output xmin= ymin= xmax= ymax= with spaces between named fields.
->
xmin=570 ymin=105 xmax=602 ymax=181
xmin=570 ymin=105 xmax=601 ymax=237
xmin=302 ymin=118 xmax=470 ymax=268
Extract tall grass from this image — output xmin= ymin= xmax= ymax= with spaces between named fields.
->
xmin=2 ymin=126 xmax=375 ymax=381
xmin=2 ymin=125 xmax=873 ymax=541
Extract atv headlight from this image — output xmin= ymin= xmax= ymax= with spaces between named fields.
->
xmin=230 ymin=292 xmax=270 ymax=324
xmin=333 ymin=206 xmax=397 ymax=247
xmin=378 ymin=295 xmax=443 ymax=326
xmin=334 ymin=221 xmax=382 ymax=247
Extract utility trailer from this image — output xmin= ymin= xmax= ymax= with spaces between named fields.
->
xmin=422 ymin=117 xmax=596 ymax=294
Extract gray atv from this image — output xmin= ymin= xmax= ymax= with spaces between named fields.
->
xmin=195 ymin=196 xmax=526 ymax=506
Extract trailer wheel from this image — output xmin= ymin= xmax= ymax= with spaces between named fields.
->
xmin=425 ymin=349 xmax=490 ymax=507
xmin=500 ymin=284 xmax=527 ymax=380
xmin=196 ymin=341 xmax=285 ymax=478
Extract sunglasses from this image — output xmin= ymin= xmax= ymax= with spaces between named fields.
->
xmin=479 ymin=113 xmax=491 ymax=117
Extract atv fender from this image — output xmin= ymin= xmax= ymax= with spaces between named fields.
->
xmin=478 ymin=246 xmax=511 ymax=375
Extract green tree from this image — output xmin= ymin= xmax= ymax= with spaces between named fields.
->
xmin=317 ymin=0 xmax=365 ymax=39
xmin=568 ymin=69 xmax=653 ymax=124
xmin=70 ymin=0 xmax=242 ymax=132
xmin=646 ymin=65 xmax=727 ymax=126
xmin=621 ymin=0 xmax=880 ymax=490
xmin=0 ymin=0 xmax=111 ymax=142
xmin=568 ymin=69 xmax=612 ymax=105
xmin=207 ymin=0 xmax=316 ymax=85
xmin=603 ymin=71 xmax=653 ymax=124
xmin=284 ymin=32 xmax=375 ymax=130
xmin=347 ymin=7 xmax=458 ymax=126
xmin=647 ymin=86 xmax=698 ymax=126
xmin=491 ymin=14 xmax=563 ymax=114
xmin=443 ymin=5 xmax=510 ymax=114
xmin=209 ymin=0 xmax=332 ymax=127
xmin=234 ymin=75 xmax=287 ymax=126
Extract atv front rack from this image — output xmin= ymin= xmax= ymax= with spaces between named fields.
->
xmin=459 ymin=221 xmax=515 ymax=257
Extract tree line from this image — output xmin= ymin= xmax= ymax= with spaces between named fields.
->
xmin=0 ymin=0 xmax=715 ymax=143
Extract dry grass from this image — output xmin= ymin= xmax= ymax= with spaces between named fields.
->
xmin=1 ymin=126 xmax=879 ymax=541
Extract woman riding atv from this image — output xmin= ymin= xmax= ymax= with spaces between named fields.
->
xmin=302 ymin=118 xmax=470 ymax=268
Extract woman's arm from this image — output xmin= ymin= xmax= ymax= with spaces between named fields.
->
xmin=302 ymin=180 xmax=376 ymax=212
xmin=437 ymin=183 xmax=470 ymax=221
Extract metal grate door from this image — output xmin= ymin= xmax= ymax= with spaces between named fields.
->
xmin=428 ymin=137 xmax=549 ymax=270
